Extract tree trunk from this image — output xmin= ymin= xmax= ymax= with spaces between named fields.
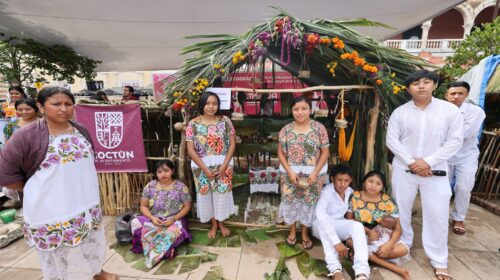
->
xmin=364 ymin=92 xmax=380 ymax=174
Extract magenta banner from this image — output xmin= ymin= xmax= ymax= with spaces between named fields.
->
xmin=75 ymin=104 xmax=148 ymax=173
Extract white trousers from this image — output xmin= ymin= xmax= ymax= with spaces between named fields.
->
xmin=449 ymin=161 xmax=478 ymax=221
xmin=391 ymin=167 xmax=451 ymax=268
xmin=312 ymin=219 xmax=370 ymax=277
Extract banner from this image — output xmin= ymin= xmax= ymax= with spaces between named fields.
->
xmin=75 ymin=104 xmax=148 ymax=173
xmin=153 ymin=71 xmax=176 ymax=102
xmin=223 ymin=71 xmax=310 ymax=115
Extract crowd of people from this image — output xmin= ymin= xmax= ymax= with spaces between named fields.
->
xmin=0 ymin=69 xmax=485 ymax=280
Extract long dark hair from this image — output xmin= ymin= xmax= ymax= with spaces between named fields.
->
xmin=198 ymin=91 xmax=221 ymax=116
xmin=153 ymin=159 xmax=177 ymax=180
xmin=362 ymin=170 xmax=387 ymax=193
xmin=8 ymin=86 xmax=28 ymax=99
xmin=37 ymin=86 xmax=75 ymax=105
xmin=15 ymin=98 xmax=39 ymax=113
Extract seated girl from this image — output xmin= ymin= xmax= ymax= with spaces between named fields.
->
xmin=346 ymin=171 xmax=410 ymax=280
xmin=130 ymin=160 xmax=192 ymax=268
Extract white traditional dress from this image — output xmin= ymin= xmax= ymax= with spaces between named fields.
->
xmin=22 ymin=130 xmax=105 ymax=280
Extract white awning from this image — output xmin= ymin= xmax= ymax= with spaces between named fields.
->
xmin=0 ymin=0 xmax=464 ymax=71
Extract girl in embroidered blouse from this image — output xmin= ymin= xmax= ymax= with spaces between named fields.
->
xmin=0 ymin=87 xmax=118 ymax=280
xmin=3 ymin=98 xmax=39 ymax=141
xmin=278 ymin=96 xmax=330 ymax=250
xmin=0 ymin=86 xmax=28 ymax=119
xmin=1 ymin=98 xmax=39 ymax=207
xmin=186 ymin=92 xmax=236 ymax=239
xmin=130 ymin=159 xmax=192 ymax=268
xmin=346 ymin=171 xmax=410 ymax=280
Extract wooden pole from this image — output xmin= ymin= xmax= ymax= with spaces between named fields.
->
xmin=229 ymin=85 xmax=374 ymax=93
xmin=365 ymin=93 xmax=381 ymax=174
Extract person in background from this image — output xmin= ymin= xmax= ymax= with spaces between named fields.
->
xmin=1 ymin=86 xmax=28 ymax=119
xmin=2 ymin=98 xmax=40 ymax=209
xmin=278 ymin=96 xmax=329 ymax=250
xmin=0 ymin=86 xmax=118 ymax=280
xmin=445 ymin=81 xmax=485 ymax=235
xmin=122 ymin=85 xmax=139 ymax=101
xmin=3 ymin=98 xmax=40 ymax=141
xmin=94 ymin=90 xmax=110 ymax=103
xmin=386 ymin=70 xmax=463 ymax=280
xmin=186 ymin=92 xmax=236 ymax=238
xmin=130 ymin=159 xmax=192 ymax=268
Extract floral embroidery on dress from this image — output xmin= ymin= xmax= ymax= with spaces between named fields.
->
xmin=39 ymin=132 xmax=92 ymax=170
xmin=23 ymin=204 xmax=102 ymax=251
xmin=278 ymin=120 xmax=329 ymax=206
xmin=348 ymin=191 xmax=399 ymax=227
xmin=142 ymin=180 xmax=192 ymax=219
xmin=186 ymin=115 xmax=235 ymax=195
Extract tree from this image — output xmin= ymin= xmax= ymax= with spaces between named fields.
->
xmin=0 ymin=35 xmax=101 ymax=86
xmin=440 ymin=17 xmax=499 ymax=80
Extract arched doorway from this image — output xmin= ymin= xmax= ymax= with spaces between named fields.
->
xmin=428 ymin=9 xmax=464 ymax=39
xmin=473 ymin=6 xmax=495 ymax=31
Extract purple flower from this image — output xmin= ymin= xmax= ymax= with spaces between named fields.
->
xmin=58 ymin=142 xmax=71 ymax=152
xmin=47 ymin=234 xmax=62 ymax=245
xmin=47 ymin=154 xmax=61 ymax=164
xmin=41 ymin=163 xmax=51 ymax=169
xmin=73 ymin=216 xmax=85 ymax=227
xmin=36 ymin=226 xmax=48 ymax=237
xmin=37 ymin=240 xmax=49 ymax=250
xmin=71 ymin=137 xmax=80 ymax=145
xmin=63 ymin=228 xmax=77 ymax=242
xmin=91 ymin=207 xmax=101 ymax=218
xmin=79 ymin=143 xmax=86 ymax=149
xmin=74 ymin=150 xmax=83 ymax=160
xmin=258 ymin=32 xmax=271 ymax=45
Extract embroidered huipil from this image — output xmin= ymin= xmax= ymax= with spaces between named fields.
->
xmin=386 ymin=98 xmax=464 ymax=171
xmin=23 ymin=131 xmax=102 ymax=251
xmin=448 ymin=102 xmax=485 ymax=165
xmin=141 ymin=180 xmax=192 ymax=219
xmin=185 ymin=115 xmax=235 ymax=194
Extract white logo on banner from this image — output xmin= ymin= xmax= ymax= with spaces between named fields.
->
xmin=95 ymin=112 xmax=123 ymax=149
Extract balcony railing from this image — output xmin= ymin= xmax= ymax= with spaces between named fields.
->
xmin=383 ymin=39 xmax=463 ymax=53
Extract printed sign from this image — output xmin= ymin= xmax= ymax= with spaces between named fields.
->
xmin=75 ymin=104 xmax=147 ymax=173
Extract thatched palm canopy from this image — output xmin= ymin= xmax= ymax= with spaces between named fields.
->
xmin=164 ymin=8 xmax=430 ymax=113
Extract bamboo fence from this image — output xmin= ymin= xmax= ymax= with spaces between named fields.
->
xmin=471 ymin=129 xmax=500 ymax=215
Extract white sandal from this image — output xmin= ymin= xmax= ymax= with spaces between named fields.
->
xmin=355 ymin=274 xmax=368 ymax=280
xmin=327 ymin=269 xmax=345 ymax=279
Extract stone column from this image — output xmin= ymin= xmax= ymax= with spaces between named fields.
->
xmin=421 ymin=20 xmax=432 ymax=50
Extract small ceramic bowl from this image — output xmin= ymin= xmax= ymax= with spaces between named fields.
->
xmin=0 ymin=209 xmax=16 ymax=224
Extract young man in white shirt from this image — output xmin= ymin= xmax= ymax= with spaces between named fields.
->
xmin=445 ymin=81 xmax=485 ymax=235
xmin=312 ymin=164 xmax=369 ymax=280
xmin=386 ymin=70 xmax=463 ymax=280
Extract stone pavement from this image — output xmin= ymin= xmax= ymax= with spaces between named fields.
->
xmin=1 ymin=199 xmax=499 ymax=280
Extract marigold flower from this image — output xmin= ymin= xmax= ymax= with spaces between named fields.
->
xmin=376 ymin=79 xmax=382 ymax=85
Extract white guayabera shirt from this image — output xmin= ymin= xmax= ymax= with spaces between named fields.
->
xmin=386 ymin=97 xmax=464 ymax=171
xmin=448 ymin=102 xmax=485 ymax=165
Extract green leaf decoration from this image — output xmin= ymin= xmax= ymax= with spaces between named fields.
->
xmin=131 ymin=259 xmax=154 ymax=272
xmin=190 ymin=228 xmax=217 ymax=246
xmin=276 ymin=242 xmax=303 ymax=258
xmin=245 ymin=227 xmax=273 ymax=242
xmin=178 ymin=256 xmax=202 ymax=274
xmin=153 ymin=258 xmax=181 ymax=275
xmin=203 ymin=266 xmax=226 ymax=280
xmin=296 ymin=252 xmax=314 ymax=278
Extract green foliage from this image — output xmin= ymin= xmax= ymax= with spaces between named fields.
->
xmin=440 ymin=17 xmax=500 ymax=80
xmin=0 ymin=36 xmax=100 ymax=86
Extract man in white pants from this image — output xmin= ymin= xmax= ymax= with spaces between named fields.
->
xmin=312 ymin=164 xmax=370 ymax=280
xmin=386 ymin=70 xmax=463 ymax=280
xmin=445 ymin=81 xmax=485 ymax=235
